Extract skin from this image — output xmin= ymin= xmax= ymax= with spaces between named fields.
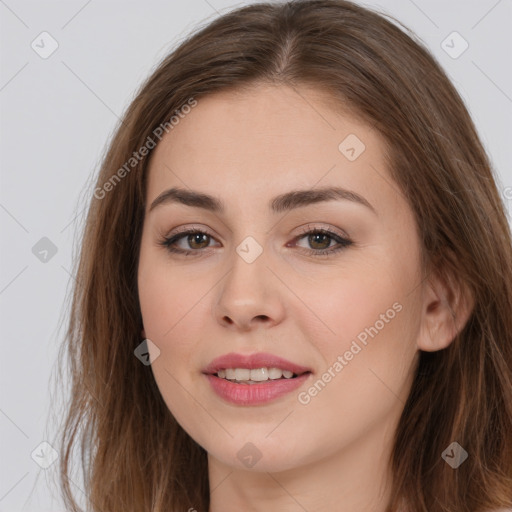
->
xmin=137 ymin=84 xmax=470 ymax=512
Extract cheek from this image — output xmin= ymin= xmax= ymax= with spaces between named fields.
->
xmin=138 ymin=247 xmax=231 ymax=391
xmin=293 ymin=286 xmax=419 ymax=447
xmin=292 ymin=248 xmax=421 ymax=399
xmin=138 ymin=248 xmax=204 ymax=339
xmin=137 ymin=253 xmax=209 ymax=426
xmin=292 ymin=257 xmax=408 ymax=347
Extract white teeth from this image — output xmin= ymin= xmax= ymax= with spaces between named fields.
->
xmin=234 ymin=368 xmax=250 ymax=381
xmin=215 ymin=367 xmax=299 ymax=382
xmin=250 ymin=368 xmax=268 ymax=381
xmin=225 ymin=368 xmax=236 ymax=379
xmin=268 ymin=367 xmax=283 ymax=379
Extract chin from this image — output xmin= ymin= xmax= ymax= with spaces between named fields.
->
xmin=204 ymin=436 xmax=317 ymax=474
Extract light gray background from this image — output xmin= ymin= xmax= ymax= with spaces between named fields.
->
xmin=1 ymin=0 xmax=511 ymax=510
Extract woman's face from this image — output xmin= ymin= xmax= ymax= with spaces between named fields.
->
xmin=137 ymin=84 xmax=425 ymax=474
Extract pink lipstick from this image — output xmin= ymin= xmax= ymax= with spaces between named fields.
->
xmin=203 ymin=352 xmax=312 ymax=406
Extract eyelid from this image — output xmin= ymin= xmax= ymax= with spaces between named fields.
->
xmin=167 ymin=223 xmax=214 ymax=234
xmin=295 ymin=223 xmax=349 ymax=239
xmin=161 ymin=224 xmax=218 ymax=243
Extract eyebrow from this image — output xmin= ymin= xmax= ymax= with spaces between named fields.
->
xmin=149 ymin=186 xmax=377 ymax=215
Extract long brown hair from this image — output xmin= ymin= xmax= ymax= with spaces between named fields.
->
xmin=50 ymin=1 xmax=512 ymax=510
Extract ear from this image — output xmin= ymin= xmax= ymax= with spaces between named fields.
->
xmin=417 ymin=265 xmax=474 ymax=352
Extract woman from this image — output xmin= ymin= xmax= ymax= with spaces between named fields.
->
xmin=54 ymin=1 xmax=512 ymax=511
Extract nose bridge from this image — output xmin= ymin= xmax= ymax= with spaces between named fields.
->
xmin=213 ymin=232 xmax=285 ymax=329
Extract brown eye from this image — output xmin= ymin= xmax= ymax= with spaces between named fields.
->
xmin=307 ymin=232 xmax=332 ymax=250
xmin=158 ymin=228 xmax=218 ymax=256
xmin=293 ymin=228 xmax=353 ymax=256
xmin=186 ymin=233 xmax=211 ymax=250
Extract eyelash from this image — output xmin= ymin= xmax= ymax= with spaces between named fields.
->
xmin=157 ymin=225 xmax=353 ymax=258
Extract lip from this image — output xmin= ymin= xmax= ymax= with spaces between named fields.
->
xmin=202 ymin=352 xmax=312 ymax=375
xmin=205 ymin=373 xmax=311 ymax=406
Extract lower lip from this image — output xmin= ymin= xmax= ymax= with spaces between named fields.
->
xmin=204 ymin=373 xmax=311 ymax=405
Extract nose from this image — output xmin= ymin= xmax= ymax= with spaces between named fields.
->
xmin=212 ymin=245 xmax=286 ymax=332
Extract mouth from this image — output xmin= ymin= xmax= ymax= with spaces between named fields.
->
xmin=202 ymin=352 xmax=313 ymax=405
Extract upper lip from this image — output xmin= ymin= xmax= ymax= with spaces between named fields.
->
xmin=203 ymin=352 xmax=312 ymax=375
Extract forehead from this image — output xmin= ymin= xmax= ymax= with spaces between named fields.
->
xmin=145 ymin=84 xmax=394 ymax=217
